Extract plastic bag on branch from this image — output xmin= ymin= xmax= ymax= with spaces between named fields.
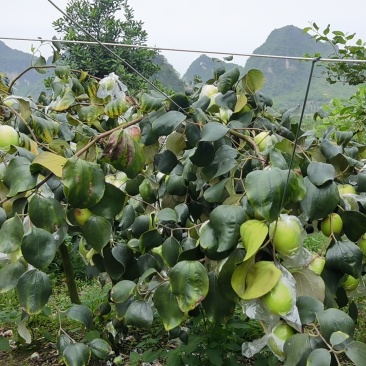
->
xmin=241 ymin=265 xmax=301 ymax=360
xmin=97 ymin=72 xmax=127 ymax=99
xmin=269 ymin=214 xmax=312 ymax=267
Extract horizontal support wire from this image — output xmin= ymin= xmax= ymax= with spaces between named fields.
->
xmin=1 ymin=36 xmax=366 ymax=64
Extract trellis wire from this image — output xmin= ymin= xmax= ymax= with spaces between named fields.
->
xmin=3 ymin=0 xmax=365 ymax=221
xmin=2 ymin=36 xmax=366 ymax=64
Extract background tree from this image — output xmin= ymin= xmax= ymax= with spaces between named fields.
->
xmin=305 ymin=22 xmax=366 ymax=85
xmin=53 ymin=0 xmax=159 ymax=91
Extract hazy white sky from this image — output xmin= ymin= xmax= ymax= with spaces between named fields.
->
xmin=1 ymin=0 xmax=366 ymax=76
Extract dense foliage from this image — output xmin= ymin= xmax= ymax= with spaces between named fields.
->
xmin=305 ymin=22 xmax=366 ymax=86
xmin=52 ymin=0 xmax=159 ymax=91
xmin=1 ymin=46 xmax=366 ymax=366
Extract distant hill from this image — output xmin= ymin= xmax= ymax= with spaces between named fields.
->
xmin=0 ymin=41 xmax=184 ymax=97
xmin=151 ymin=54 xmax=184 ymax=92
xmin=182 ymin=54 xmax=245 ymax=83
xmin=0 ymin=41 xmax=52 ymax=97
xmin=242 ymin=25 xmax=357 ymax=110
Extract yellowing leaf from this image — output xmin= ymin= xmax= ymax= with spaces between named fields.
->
xmin=234 ymin=93 xmax=248 ymax=113
xmin=240 ymin=220 xmax=268 ymax=262
xmin=31 ymin=152 xmax=67 ymax=178
xmin=232 ymin=261 xmax=281 ymax=300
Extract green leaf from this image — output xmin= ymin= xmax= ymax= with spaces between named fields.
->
xmin=162 ymin=236 xmax=181 ymax=267
xmin=119 ymin=205 xmax=136 ymax=229
xmin=283 ymin=333 xmax=315 ymax=366
xmin=3 ymin=157 xmax=37 ymax=197
xmin=217 ymin=68 xmax=240 ymax=94
xmin=300 ymin=178 xmax=340 ymax=220
xmin=124 ymin=300 xmax=154 ymax=329
xmin=88 ymin=338 xmax=112 ymax=360
xmin=90 ymin=182 xmax=125 ymax=219
xmin=110 ymin=280 xmax=136 ymax=303
xmin=345 ymin=341 xmax=366 ymax=366
xmin=152 ymin=110 xmax=186 ymax=136
xmin=33 ymin=55 xmax=47 ymax=73
xmin=139 ymin=229 xmax=163 ymax=254
xmin=0 ymin=215 xmax=24 ymax=253
xmin=0 ymin=260 xmax=26 ymax=293
xmin=202 ymin=272 xmax=236 ymax=323
xmin=28 ymin=194 xmax=66 ymax=233
xmin=307 ymin=162 xmax=336 ymax=186
xmin=296 ymin=296 xmax=324 ymax=325
xmin=199 ymin=221 xmax=219 ymax=254
xmin=81 ymin=215 xmax=112 ymax=252
xmin=293 ymin=269 xmax=325 ymax=303
xmin=156 ymin=208 xmax=177 ymax=224
xmin=208 ymin=145 xmax=238 ymax=179
xmin=240 ymin=219 xmax=268 ymax=261
xmin=140 ymin=92 xmax=164 ymax=112
xmin=209 ymin=205 xmax=246 ymax=254
xmin=30 ymin=151 xmax=68 ymax=178
xmin=341 ymin=211 xmax=366 ymax=242
xmin=217 ymin=248 xmax=245 ymax=302
xmin=16 ymin=269 xmax=52 ymax=314
xmin=62 ymin=343 xmax=91 ymax=366
xmin=325 ymin=241 xmax=363 ymax=278
xmin=330 ymin=331 xmax=351 ymax=351
xmin=203 ymin=178 xmax=229 ymax=203
xmin=316 ymin=308 xmax=355 ymax=342
xmin=190 ymin=141 xmax=215 ymax=167
xmin=170 ymin=260 xmax=209 ymax=312
xmin=200 ymin=122 xmax=229 ymax=142
xmin=320 ymin=139 xmax=342 ymax=160
xmin=66 ymin=304 xmax=94 ymax=329
xmin=241 ymin=69 xmax=265 ymax=93
xmin=154 ymin=150 xmax=178 ymax=174
xmin=21 ymin=227 xmax=58 ymax=269
xmin=245 ymin=168 xmax=299 ymax=222
xmin=103 ymin=246 xmax=126 ymax=281
xmin=55 ymin=65 xmax=71 ymax=79
xmin=18 ymin=316 xmax=31 ymax=344
xmin=306 ymin=348 xmax=331 ymax=366
xmin=153 ymin=282 xmax=185 ymax=331
xmin=63 ymin=157 xmax=105 ymax=208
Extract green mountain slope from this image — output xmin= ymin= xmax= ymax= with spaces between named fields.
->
xmin=242 ymin=25 xmax=357 ymax=110
xmin=0 ymin=41 xmax=52 ymax=97
xmin=0 ymin=41 xmax=184 ymax=97
xmin=182 ymin=54 xmax=245 ymax=83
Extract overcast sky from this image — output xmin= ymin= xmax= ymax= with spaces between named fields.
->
xmin=1 ymin=0 xmax=366 ymax=76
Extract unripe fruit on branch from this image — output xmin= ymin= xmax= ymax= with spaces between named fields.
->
xmin=269 ymin=215 xmax=303 ymax=257
xmin=74 ymin=208 xmax=93 ymax=226
xmin=262 ymin=278 xmax=294 ymax=315
xmin=0 ymin=125 xmax=19 ymax=148
xmin=268 ymin=321 xmax=296 ymax=359
xmin=357 ymin=234 xmax=366 ymax=256
xmin=338 ymin=184 xmax=356 ymax=195
xmin=199 ymin=85 xmax=218 ymax=99
xmin=320 ymin=213 xmax=343 ymax=237
xmin=308 ymin=254 xmax=326 ymax=275
xmin=343 ymin=275 xmax=360 ymax=292
xmin=253 ymin=131 xmax=274 ymax=151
